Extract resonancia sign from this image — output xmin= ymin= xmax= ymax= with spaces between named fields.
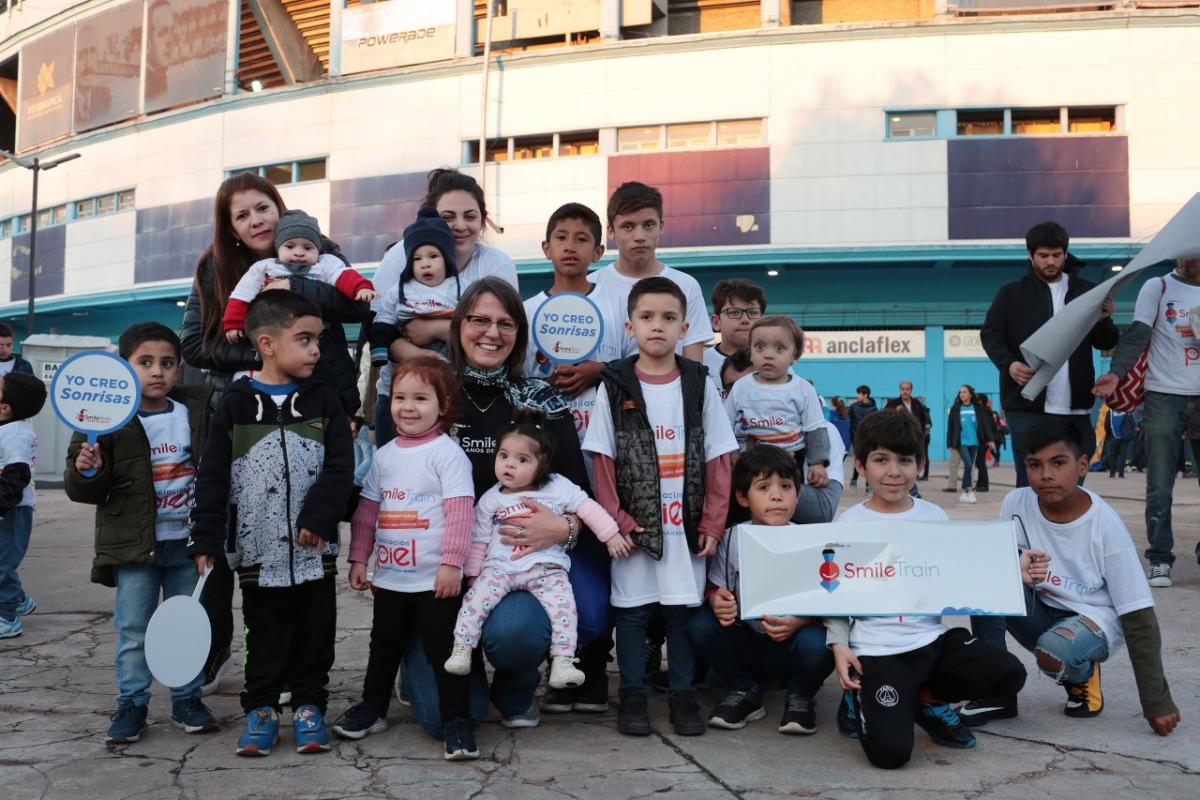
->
xmin=802 ymin=330 xmax=925 ymax=360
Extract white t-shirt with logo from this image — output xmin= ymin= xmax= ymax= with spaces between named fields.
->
xmin=1043 ymin=276 xmax=1088 ymax=415
xmin=1134 ymin=273 xmax=1200 ymax=396
xmin=588 ymin=263 xmax=714 ymax=352
xmin=1002 ymin=487 xmax=1152 ymax=651
xmin=474 ymin=473 xmax=591 ymax=574
xmin=724 ymin=374 xmax=825 ymax=453
xmin=138 ymin=400 xmax=195 ymax=541
xmin=0 ymin=419 xmax=37 ymax=508
xmin=359 ymin=434 xmax=475 ymax=592
xmin=836 ymin=498 xmax=949 ymax=657
xmin=583 ymin=374 xmax=737 ymax=607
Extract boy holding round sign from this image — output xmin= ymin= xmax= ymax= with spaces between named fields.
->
xmin=64 ymin=324 xmax=219 ymax=743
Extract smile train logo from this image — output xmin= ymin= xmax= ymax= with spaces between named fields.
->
xmin=819 ymin=547 xmax=840 ymax=593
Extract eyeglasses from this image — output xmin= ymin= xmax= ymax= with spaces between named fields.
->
xmin=464 ymin=314 xmax=519 ymax=336
xmin=720 ymin=307 xmax=763 ymax=320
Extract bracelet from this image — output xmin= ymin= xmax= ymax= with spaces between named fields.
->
xmin=564 ymin=514 xmax=579 ymax=551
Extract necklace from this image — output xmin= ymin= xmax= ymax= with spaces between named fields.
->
xmin=463 ymin=387 xmax=500 ymax=415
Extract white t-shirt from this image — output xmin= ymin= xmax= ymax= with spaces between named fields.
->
xmin=523 ymin=284 xmax=633 ymax=453
xmin=583 ymin=373 xmax=737 ymax=607
xmin=588 ymin=263 xmax=714 ymax=352
xmin=703 ymin=346 xmax=737 ymax=398
xmin=1134 ymin=273 xmax=1200 ymax=396
xmin=836 ymin=498 xmax=949 ymax=657
xmin=1042 ymin=276 xmax=1087 ymax=415
xmin=724 ymin=374 xmax=825 ymax=453
xmin=138 ymin=400 xmax=195 ymax=541
xmin=0 ymin=419 xmax=37 ymax=508
xmin=1001 ymin=487 xmax=1152 ymax=651
xmin=474 ymin=473 xmax=591 ymax=574
xmin=229 ymin=254 xmax=354 ymax=304
xmin=390 ymin=278 xmax=461 ymax=322
xmin=359 ymin=434 xmax=475 ymax=592
xmin=371 ymin=242 xmax=519 ymax=394
xmin=0 ymin=358 xmax=16 ymax=377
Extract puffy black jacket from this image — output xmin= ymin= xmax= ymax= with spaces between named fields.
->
xmin=946 ymin=400 xmax=997 ymax=449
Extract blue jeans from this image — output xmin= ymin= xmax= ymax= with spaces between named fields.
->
xmin=1005 ymin=410 xmax=1096 ymax=488
xmin=352 ymin=437 xmax=374 ymax=486
xmin=688 ymin=606 xmax=833 ymax=697
xmin=403 ymin=591 xmax=549 ymax=738
xmin=112 ymin=540 xmax=205 ymax=707
xmin=1143 ymin=391 xmax=1199 ymax=565
xmin=615 ymin=604 xmax=694 ymax=696
xmin=956 ymin=445 xmax=978 ymax=490
xmin=972 ymin=585 xmax=1109 ymax=685
xmin=0 ymin=506 xmax=33 ymax=620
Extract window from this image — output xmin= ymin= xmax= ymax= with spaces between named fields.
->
xmin=957 ymin=109 xmax=1004 ymax=136
xmin=297 ymin=158 xmax=327 ymax=182
xmin=76 ymin=199 xmax=96 ymax=219
xmin=0 ymin=220 xmax=9 ymax=239
xmin=1012 ymin=108 xmax=1061 ymax=135
xmin=559 ymin=130 xmax=599 ymax=156
xmin=98 ymin=194 xmax=116 ymax=215
xmin=118 ymin=190 xmax=135 ymax=211
xmin=37 ymin=209 xmax=51 ymax=228
xmin=18 ymin=215 xmax=29 ymax=232
xmin=264 ymin=163 xmax=293 ymax=186
xmin=717 ymin=118 xmax=764 ymax=146
xmin=888 ymin=112 xmax=936 ymax=139
xmin=227 ymin=158 xmax=329 ymax=184
xmin=1068 ymin=106 xmax=1116 ymax=133
xmin=512 ymin=135 xmax=554 ymax=160
xmin=667 ymin=122 xmax=712 ymax=150
xmin=618 ymin=126 xmax=661 ymax=153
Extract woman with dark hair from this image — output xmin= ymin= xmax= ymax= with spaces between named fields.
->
xmin=179 ymin=171 xmax=370 ymax=695
xmin=367 ymin=169 xmax=518 ymax=445
xmin=398 ymin=277 xmax=613 ymax=739
xmin=946 ymin=384 xmax=996 ymax=505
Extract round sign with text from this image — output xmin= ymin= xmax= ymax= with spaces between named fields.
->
xmin=49 ymin=350 xmax=141 ymax=437
xmin=531 ymin=292 xmax=605 ymax=366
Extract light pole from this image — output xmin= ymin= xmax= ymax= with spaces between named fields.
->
xmin=0 ymin=149 xmax=82 ymax=337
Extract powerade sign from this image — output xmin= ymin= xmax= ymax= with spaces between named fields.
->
xmin=531 ymin=292 xmax=604 ymax=365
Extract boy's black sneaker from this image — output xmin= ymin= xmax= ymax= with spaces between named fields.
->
xmin=442 ymin=717 xmax=479 ymax=761
xmin=958 ymin=695 xmax=1018 ymax=727
xmin=707 ymin=689 xmax=765 ymax=730
xmin=540 ymin=686 xmax=577 ymax=714
xmin=778 ymin=693 xmax=817 ymax=735
xmin=668 ymin=693 xmax=706 ymax=736
xmin=573 ymin=670 xmax=610 ymax=713
xmin=331 ymin=702 xmax=388 ymax=740
xmin=617 ymin=692 xmax=652 ymax=736
xmin=836 ymin=690 xmax=861 ymax=739
xmin=915 ymin=702 xmax=976 ymax=749
xmin=201 ymin=646 xmax=232 ymax=697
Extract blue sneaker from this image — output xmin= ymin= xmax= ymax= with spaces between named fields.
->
xmin=171 ymin=696 xmax=219 ymax=734
xmin=293 ymin=705 xmax=331 ymax=753
xmin=106 ymin=704 xmax=149 ymax=743
xmin=915 ymin=702 xmax=976 ymax=749
xmin=0 ymin=616 xmax=20 ymax=639
xmin=836 ymin=691 xmax=860 ymax=739
xmin=236 ymin=707 xmax=279 ymax=756
xmin=15 ymin=595 xmax=36 ymax=616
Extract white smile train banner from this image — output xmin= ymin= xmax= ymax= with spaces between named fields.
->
xmin=737 ymin=521 xmax=1025 ymax=619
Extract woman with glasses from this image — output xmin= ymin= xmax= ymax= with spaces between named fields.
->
xmin=398 ymin=277 xmax=609 ymax=741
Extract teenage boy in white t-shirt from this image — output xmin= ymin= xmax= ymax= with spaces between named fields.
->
xmin=959 ymin=419 xmax=1179 ymax=737
xmin=825 ymin=412 xmax=1027 ymax=770
xmin=583 ymin=276 xmax=737 ymax=738
xmin=588 ymin=182 xmax=713 ymax=361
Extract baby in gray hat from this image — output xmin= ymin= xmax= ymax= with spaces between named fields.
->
xmin=223 ymin=209 xmax=376 ymax=342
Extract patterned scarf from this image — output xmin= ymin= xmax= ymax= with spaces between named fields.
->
xmin=460 ymin=364 xmax=568 ymax=417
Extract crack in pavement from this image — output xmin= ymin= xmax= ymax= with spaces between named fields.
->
xmin=651 ymin=728 xmax=746 ymax=799
xmin=976 ymin=728 xmax=1198 ymax=774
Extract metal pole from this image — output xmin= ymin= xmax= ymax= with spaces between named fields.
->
xmin=25 ymin=158 xmax=38 ymax=338
xmin=477 ymin=0 xmax=495 ymax=196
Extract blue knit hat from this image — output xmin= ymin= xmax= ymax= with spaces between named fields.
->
xmin=402 ymin=205 xmax=457 ymax=279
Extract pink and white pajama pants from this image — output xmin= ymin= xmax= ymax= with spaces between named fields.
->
xmin=454 ymin=563 xmax=577 ymax=657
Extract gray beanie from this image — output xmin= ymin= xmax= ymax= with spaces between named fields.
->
xmin=274 ymin=209 xmax=322 ymax=251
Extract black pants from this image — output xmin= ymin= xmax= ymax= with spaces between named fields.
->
xmin=974 ymin=446 xmax=990 ymax=490
xmin=363 ymin=588 xmax=468 ymax=723
xmin=241 ymin=574 xmax=336 ymax=714
xmin=201 ymin=555 xmax=235 ymax=661
xmin=856 ymin=628 xmax=1026 ymax=770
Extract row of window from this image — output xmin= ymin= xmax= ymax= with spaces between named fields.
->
xmin=0 ymin=189 xmax=134 ymax=239
xmin=887 ymin=106 xmax=1119 ymax=139
xmin=226 ymin=158 xmax=328 ymax=185
xmin=464 ymin=119 xmax=765 ymax=164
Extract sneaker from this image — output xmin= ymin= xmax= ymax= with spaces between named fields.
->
xmin=201 ymin=646 xmax=232 ymax=697
xmin=548 ymin=656 xmax=586 ymax=690
xmin=331 ymin=702 xmax=387 ymax=740
xmin=617 ymin=692 xmax=652 ymax=736
xmin=915 ymin=702 xmax=976 ymax=749
xmin=1148 ymin=563 xmax=1173 ymax=588
xmin=500 ymin=701 xmax=540 ymax=729
xmin=572 ymin=670 xmax=610 ymax=713
xmin=668 ymin=693 xmax=706 ymax=736
xmin=444 ymin=644 xmax=472 ymax=676
xmin=278 ymin=690 xmax=293 ymax=707
xmin=1064 ymin=663 xmax=1104 ymax=718
xmin=540 ymin=686 xmax=578 ymax=714
xmin=170 ymin=697 xmax=218 ymax=734
xmin=236 ymin=706 xmax=279 ymax=756
xmin=958 ymin=695 xmax=1018 ymax=727
xmin=707 ymin=689 xmax=765 ymax=730
xmin=958 ymin=492 xmax=970 ymax=504
xmin=0 ymin=616 xmax=21 ymax=639
xmin=293 ymin=705 xmax=331 ymax=753
xmin=836 ymin=691 xmax=860 ymax=739
xmin=442 ymin=716 xmax=480 ymax=761
xmin=967 ymin=490 xmax=978 ymax=504
xmin=105 ymin=704 xmax=149 ymax=743
xmin=15 ymin=595 xmax=36 ymax=616
xmin=778 ymin=693 xmax=817 ymax=735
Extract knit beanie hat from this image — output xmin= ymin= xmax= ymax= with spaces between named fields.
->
xmin=274 ymin=209 xmax=323 ymax=252
xmin=402 ymin=205 xmax=458 ymax=279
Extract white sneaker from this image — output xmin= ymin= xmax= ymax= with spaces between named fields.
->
xmin=548 ymin=656 xmax=586 ymax=690
xmin=444 ymin=644 xmax=472 ymax=676
xmin=968 ymin=490 xmax=978 ymax=504
xmin=1148 ymin=563 xmax=1173 ymax=588
xmin=958 ymin=492 xmax=970 ymax=504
